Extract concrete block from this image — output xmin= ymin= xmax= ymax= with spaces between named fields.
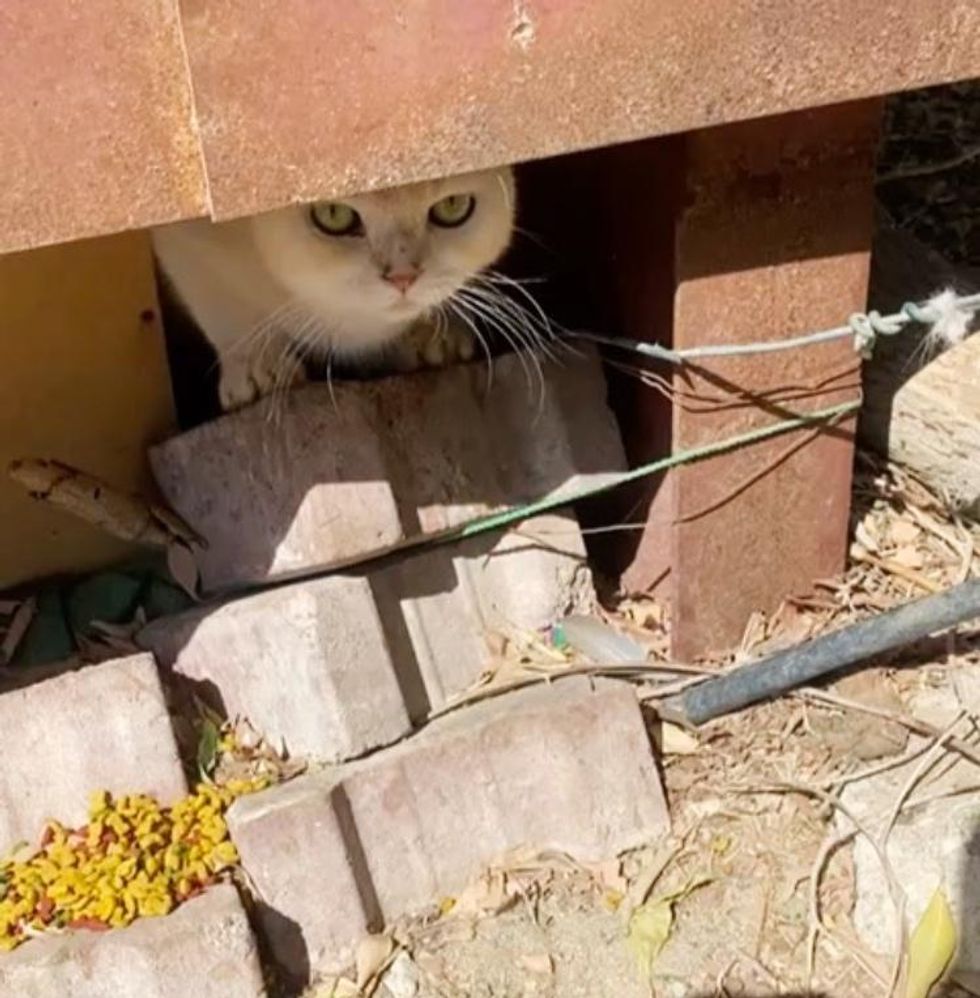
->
xmin=141 ymin=511 xmax=594 ymax=760
xmin=0 ymin=654 xmax=186 ymax=852
xmin=141 ymin=575 xmax=413 ymax=763
xmin=0 ymin=884 xmax=264 ymax=997
xmin=228 ymin=679 xmax=668 ymax=979
xmin=149 ymin=348 xmax=624 ymax=592
xmin=226 ymin=775 xmax=368 ymax=992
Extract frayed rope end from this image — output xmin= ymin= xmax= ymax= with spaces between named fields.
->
xmin=922 ymin=287 xmax=976 ymax=352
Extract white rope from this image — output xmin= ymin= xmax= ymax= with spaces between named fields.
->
xmin=572 ymin=289 xmax=980 ymax=364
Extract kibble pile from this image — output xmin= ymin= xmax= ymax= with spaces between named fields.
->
xmin=0 ymin=778 xmax=265 ymax=951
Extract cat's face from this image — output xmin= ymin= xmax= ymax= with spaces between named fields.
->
xmin=249 ymin=167 xmax=516 ymax=346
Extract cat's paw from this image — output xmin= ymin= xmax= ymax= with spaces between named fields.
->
xmin=218 ymin=342 xmax=307 ymax=412
xmin=391 ymin=315 xmax=477 ymax=372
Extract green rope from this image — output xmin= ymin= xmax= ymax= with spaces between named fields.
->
xmin=457 ymin=398 xmax=860 ymax=539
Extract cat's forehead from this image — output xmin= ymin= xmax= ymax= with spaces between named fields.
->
xmin=349 ymin=169 xmax=503 ymax=216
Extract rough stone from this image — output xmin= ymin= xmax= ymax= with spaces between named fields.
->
xmin=0 ymin=654 xmax=187 ymax=851
xmin=0 ymin=884 xmax=264 ymax=997
xmin=841 ymin=667 xmax=980 ymax=993
xmin=141 ymin=510 xmax=594 ymax=760
xmin=149 ymin=349 xmax=624 ymax=593
xmin=228 ymin=679 xmax=668 ymax=980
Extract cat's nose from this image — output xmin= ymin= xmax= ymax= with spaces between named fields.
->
xmin=383 ymin=266 xmax=421 ymax=294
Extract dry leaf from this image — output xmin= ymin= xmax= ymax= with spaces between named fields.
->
xmin=453 ymin=870 xmax=516 ymax=917
xmin=356 ymin=934 xmax=394 ymax=990
xmin=855 ymin=517 xmax=881 ymax=554
xmin=892 ymin=545 xmax=926 ymax=569
xmin=627 ymin=898 xmax=673 ymax=977
xmin=652 ymin=721 xmax=699 ymax=756
xmin=627 ymin=875 xmax=713 ymax=980
xmin=1 ymin=597 xmax=35 ymax=664
xmin=890 ymin=520 xmax=922 ymax=545
xmin=906 ymin=887 xmax=956 ymax=998
xmin=167 ymin=541 xmax=201 ymax=600
xmin=518 ymin=953 xmax=554 ymax=975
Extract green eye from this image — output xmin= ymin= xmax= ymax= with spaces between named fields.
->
xmin=310 ymin=202 xmax=362 ymax=236
xmin=429 ymin=194 xmax=475 ymax=228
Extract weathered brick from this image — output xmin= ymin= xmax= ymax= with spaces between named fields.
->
xmin=228 ymin=679 xmax=668 ymax=978
xmin=141 ymin=511 xmax=593 ymax=760
xmin=0 ymin=884 xmax=264 ymax=997
xmin=0 ymin=654 xmax=186 ymax=851
xmin=149 ymin=348 xmax=624 ymax=593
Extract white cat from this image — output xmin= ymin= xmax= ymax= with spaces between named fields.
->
xmin=152 ymin=167 xmax=517 ymax=410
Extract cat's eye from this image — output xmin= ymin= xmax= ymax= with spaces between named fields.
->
xmin=310 ymin=202 xmax=362 ymax=237
xmin=429 ymin=194 xmax=475 ymax=228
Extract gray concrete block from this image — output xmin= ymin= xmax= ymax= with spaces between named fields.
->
xmin=141 ymin=512 xmax=595 ymax=761
xmin=141 ymin=575 xmax=413 ymax=762
xmin=0 ymin=654 xmax=187 ymax=851
xmin=0 ymin=884 xmax=264 ymax=997
xmin=228 ymin=679 xmax=668 ymax=980
xmin=150 ymin=348 xmax=624 ymax=593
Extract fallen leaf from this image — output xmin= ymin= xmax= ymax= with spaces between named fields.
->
xmin=627 ymin=898 xmax=673 ymax=977
xmin=906 ymin=887 xmax=956 ymax=998
xmin=890 ymin=520 xmax=922 ymax=545
xmin=453 ymin=870 xmax=515 ymax=917
xmin=1 ymin=597 xmax=36 ymax=664
xmin=892 ymin=545 xmax=925 ymax=569
xmin=166 ymin=541 xmax=201 ymax=600
xmin=627 ymin=875 xmax=713 ymax=981
xmin=356 ymin=933 xmax=394 ymax=990
xmin=518 ymin=953 xmax=554 ymax=975
xmin=652 ymin=721 xmax=699 ymax=756
xmin=196 ymin=719 xmax=220 ymax=780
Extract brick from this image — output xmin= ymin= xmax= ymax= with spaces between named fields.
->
xmin=179 ymin=0 xmax=979 ymax=221
xmin=141 ymin=511 xmax=593 ymax=760
xmin=149 ymin=348 xmax=624 ymax=593
xmin=0 ymin=884 xmax=264 ymax=997
xmin=0 ymin=0 xmax=205 ymax=254
xmin=598 ymin=104 xmax=875 ymax=656
xmin=228 ymin=679 xmax=668 ymax=978
xmin=0 ymin=654 xmax=186 ymax=851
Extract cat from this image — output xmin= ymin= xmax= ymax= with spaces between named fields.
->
xmin=152 ymin=167 xmax=519 ymax=411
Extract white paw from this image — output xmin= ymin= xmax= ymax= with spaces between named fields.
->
xmin=218 ymin=339 xmax=307 ymax=412
xmin=391 ymin=315 xmax=477 ymax=373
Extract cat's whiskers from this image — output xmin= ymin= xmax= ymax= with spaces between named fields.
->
xmin=458 ymin=278 xmax=562 ymax=362
xmin=450 ymin=288 xmax=544 ymax=400
xmin=438 ymin=302 xmax=495 ymax=393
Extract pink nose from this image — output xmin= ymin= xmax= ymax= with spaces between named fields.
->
xmin=384 ymin=268 xmax=420 ymax=294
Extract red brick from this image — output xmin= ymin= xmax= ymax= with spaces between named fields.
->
xmin=0 ymin=0 xmax=206 ymax=253
xmin=177 ymin=0 xmax=978 ymax=220
xmin=607 ymin=103 xmax=877 ymax=657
